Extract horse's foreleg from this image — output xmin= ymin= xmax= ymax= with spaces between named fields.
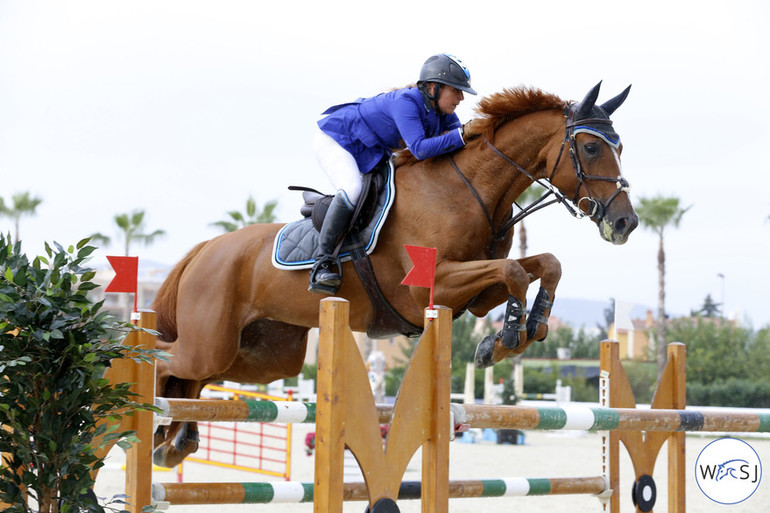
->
xmin=476 ymin=253 xmax=562 ymax=366
xmin=432 ymin=258 xmax=531 ymax=316
xmin=432 ymin=254 xmax=560 ymax=368
xmin=431 ymin=259 xmax=531 ymax=367
xmin=517 ymin=253 xmax=562 ymax=343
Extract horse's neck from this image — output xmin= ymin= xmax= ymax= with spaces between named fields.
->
xmin=463 ymin=110 xmax=564 ymax=224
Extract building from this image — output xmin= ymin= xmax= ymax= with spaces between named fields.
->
xmin=608 ymin=310 xmax=655 ymax=361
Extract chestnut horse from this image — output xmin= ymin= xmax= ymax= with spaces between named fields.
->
xmin=151 ymin=82 xmax=637 ymax=467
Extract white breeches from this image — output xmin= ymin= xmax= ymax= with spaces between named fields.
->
xmin=313 ymin=127 xmax=363 ymax=207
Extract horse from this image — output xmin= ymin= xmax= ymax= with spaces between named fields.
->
xmin=150 ymin=82 xmax=638 ymax=467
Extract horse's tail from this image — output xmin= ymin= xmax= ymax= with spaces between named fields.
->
xmin=153 ymin=240 xmax=210 ymax=342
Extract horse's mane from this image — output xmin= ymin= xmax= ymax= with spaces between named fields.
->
xmin=473 ymin=86 xmax=566 ymax=133
xmin=395 ymin=86 xmax=566 ymax=166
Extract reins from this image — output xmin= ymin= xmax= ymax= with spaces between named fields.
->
xmin=449 ymin=104 xmax=630 ymax=256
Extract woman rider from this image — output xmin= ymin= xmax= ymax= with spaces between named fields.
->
xmin=309 ymin=53 xmax=478 ymax=293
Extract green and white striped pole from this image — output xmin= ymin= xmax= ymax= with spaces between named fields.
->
xmin=155 ymin=398 xmax=770 ymax=433
xmin=152 ymin=476 xmax=609 ymax=505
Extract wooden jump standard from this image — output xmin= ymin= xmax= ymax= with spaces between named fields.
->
xmin=128 ymin=299 xmax=769 ymax=512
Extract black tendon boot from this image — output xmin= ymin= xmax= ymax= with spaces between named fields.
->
xmin=308 ymin=193 xmax=355 ymax=294
xmin=500 ymin=295 xmax=527 ymax=349
xmin=526 ymin=287 xmax=553 ymax=341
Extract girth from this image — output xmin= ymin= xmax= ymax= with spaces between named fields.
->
xmin=349 ymin=242 xmax=423 ymax=339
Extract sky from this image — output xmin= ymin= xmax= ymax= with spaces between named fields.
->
xmin=1 ymin=1 xmax=769 ymax=329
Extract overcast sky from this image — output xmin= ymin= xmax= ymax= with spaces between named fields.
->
xmin=1 ymin=1 xmax=769 ymax=329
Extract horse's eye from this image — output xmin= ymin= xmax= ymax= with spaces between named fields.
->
xmin=584 ymin=143 xmax=599 ymax=156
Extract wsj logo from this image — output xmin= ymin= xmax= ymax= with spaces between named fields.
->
xmin=699 ymin=458 xmax=759 ymax=483
xmin=695 ymin=437 xmax=762 ymax=505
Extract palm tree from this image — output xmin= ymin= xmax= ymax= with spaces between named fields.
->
xmin=211 ymin=196 xmax=278 ymax=233
xmin=511 ymin=184 xmax=547 ymax=398
xmin=636 ymin=195 xmax=690 ymax=377
xmin=515 ymin=185 xmax=547 ymax=259
xmin=91 ymin=210 xmax=166 ymax=256
xmin=0 ymin=192 xmax=43 ymax=243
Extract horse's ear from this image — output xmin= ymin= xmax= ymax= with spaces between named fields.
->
xmin=575 ymin=81 xmax=602 ymax=119
xmin=601 ymin=85 xmax=632 ymax=116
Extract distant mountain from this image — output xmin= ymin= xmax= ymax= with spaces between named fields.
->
xmin=490 ymin=297 xmax=652 ymax=330
xmin=550 ymin=298 xmax=610 ymax=328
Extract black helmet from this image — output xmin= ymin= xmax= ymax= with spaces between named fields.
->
xmin=419 ymin=54 xmax=477 ymax=95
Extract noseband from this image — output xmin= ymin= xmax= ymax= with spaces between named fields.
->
xmin=449 ymin=103 xmax=630 ymax=255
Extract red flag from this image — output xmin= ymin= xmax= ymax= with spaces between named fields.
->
xmin=401 ymin=245 xmax=437 ymax=309
xmin=105 ymin=256 xmax=138 ymax=293
xmin=105 ymin=256 xmax=139 ymax=315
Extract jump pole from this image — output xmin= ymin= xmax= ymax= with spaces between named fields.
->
xmin=314 ymin=297 xmax=452 ymax=513
xmin=152 ymin=475 xmax=608 ymax=504
xmin=155 ymin=397 xmax=770 ymax=433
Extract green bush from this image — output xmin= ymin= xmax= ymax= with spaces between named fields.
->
xmin=687 ymin=378 xmax=770 ymax=408
xmin=385 ymin=366 xmax=407 ymax=397
xmin=622 ymin=361 xmax=657 ymax=404
xmin=0 ymin=236 xmax=159 ymax=512
xmin=522 ymin=365 xmax=558 ymax=394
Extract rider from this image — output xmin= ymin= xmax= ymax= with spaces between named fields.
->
xmin=309 ymin=53 xmax=478 ymax=294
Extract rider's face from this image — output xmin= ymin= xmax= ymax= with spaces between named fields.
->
xmin=436 ymin=85 xmax=464 ymax=115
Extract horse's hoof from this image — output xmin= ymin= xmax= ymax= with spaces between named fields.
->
xmin=173 ymin=423 xmax=200 ymax=452
xmin=153 ymin=446 xmax=171 ymax=468
xmin=474 ymin=335 xmax=497 ymax=369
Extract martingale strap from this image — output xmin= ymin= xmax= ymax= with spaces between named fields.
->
xmin=350 ymin=244 xmax=423 ymax=339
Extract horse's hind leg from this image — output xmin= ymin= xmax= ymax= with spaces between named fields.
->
xmin=152 ymin=371 xmax=203 ymax=468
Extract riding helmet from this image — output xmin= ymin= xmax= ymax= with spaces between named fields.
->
xmin=418 ymin=54 xmax=477 ymax=95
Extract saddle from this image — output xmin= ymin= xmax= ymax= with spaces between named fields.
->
xmin=272 ymin=159 xmax=394 ymax=269
xmin=272 ymin=160 xmax=423 ymax=339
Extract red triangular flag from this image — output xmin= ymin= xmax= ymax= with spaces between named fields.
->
xmin=401 ymin=245 xmax=437 ymax=309
xmin=105 ymin=256 xmax=138 ymax=294
xmin=105 ymin=255 xmax=139 ymax=316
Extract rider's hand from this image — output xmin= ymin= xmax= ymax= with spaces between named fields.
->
xmin=462 ymin=119 xmax=484 ymax=142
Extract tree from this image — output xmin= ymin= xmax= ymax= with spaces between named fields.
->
xmin=91 ymin=210 xmax=165 ymax=256
xmin=691 ymin=294 xmax=721 ymax=318
xmin=515 ymin=185 xmax=547 ymax=259
xmin=597 ymin=297 xmax=615 ymax=340
xmin=0 ymin=192 xmax=43 ymax=244
xmin=636 ymin=195 xmax=690 ymax=378
xmin=0 ymin=236 xmax=159 ymax=512
xmin=211 ymin=196 xmax=278 ymax=233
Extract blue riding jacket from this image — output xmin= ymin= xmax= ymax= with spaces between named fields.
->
xmin=317 ymin=87 xmax=464 ymax=173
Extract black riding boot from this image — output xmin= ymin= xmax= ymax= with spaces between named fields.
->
xmin=308 ymin=193 xmax=355 ymax=294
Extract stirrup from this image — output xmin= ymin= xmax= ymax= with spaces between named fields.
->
xmin=308 ymin=256 xmax=342 ymax=295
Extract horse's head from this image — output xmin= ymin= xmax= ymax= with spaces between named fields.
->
xmin=547 ymin=82 xmax=638 ymax=244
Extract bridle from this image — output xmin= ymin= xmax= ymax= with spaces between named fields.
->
xmin=449 ymin=103 xmax=630 ymax=255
